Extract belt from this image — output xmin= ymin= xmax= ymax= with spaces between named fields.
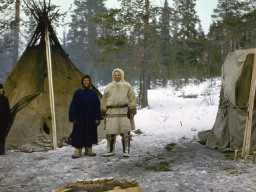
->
xmin=107 ymin=114 xmax=127 ymax=118
xmin=107 ymin=105 xmax=128 ymax=109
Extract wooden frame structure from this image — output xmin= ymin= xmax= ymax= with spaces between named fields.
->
xmin=24 ymin=0 xmax=59 ymax=149
xmin=242 ymin=49 xmax=256 ymax=158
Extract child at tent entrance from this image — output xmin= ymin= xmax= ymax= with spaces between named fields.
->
xmin=0 ymin=84 xmax=11 ymax=155
xmin=69 ymin=75 xmax=101 ymax=158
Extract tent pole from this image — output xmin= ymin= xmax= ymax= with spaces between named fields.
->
xmin=242 ymin=49 xmax=256 ymax=157
xmin=45 ymin=25 xmax=57 ymax=149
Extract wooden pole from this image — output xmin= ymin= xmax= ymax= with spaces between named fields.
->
xmin=242 ymin=49 xmax=256 ymax=157
xmin=234 ymin=149 xmax=238 ymax=161
xmin=12 ymin=0 xmax=20 ymax=67
xmin=45 ymin=25 xmax=57 ymax=149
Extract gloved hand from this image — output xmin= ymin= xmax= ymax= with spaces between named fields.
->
xmin=73 ymin=120 xmax=79 ymax=127
xmin=95 ymin=120 xmax=101 ymax=126
xmin=100 ymin=110 xmax=106 ymax=119
xmin=130 ymin=108 xmax=137 ymax=119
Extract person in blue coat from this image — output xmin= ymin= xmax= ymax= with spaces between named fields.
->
xmin=69 ymin=75 xmax=101 ymax=158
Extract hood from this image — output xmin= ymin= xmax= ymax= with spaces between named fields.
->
xmin=81 ymin=74 xmax=92 ymax=90
xmin=112 ymin=68 xmax=125 ymax=83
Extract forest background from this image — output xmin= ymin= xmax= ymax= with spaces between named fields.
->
xmin=0 ymin=0 xmax=256 ymax=108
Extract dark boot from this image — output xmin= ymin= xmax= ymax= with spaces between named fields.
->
xmin=0 ymin=147 xmax=5 ymax=155
xmin=103 ymin=135 xmax=116 ymax=157
xmin=121 ymin=133 xmax=130 ymax=157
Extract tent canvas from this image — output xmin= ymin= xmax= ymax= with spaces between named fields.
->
xmin=3 ymin=1 xmax=103 ymax=150
xmin=198 ymin=48 xmax=256 ymax=153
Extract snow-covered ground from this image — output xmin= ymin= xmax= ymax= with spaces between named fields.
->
xmin=1 ymin=78 xmax=256 ymax=192
xmin=135 ymin=79 xmax=220 ymax=140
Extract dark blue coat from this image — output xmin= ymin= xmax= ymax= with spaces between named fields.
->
xmin=69 ymin=88 xmax=100 ymax=147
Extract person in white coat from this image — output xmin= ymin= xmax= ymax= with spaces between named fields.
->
xmin=100 ymin=68 xmax=137 ymax=157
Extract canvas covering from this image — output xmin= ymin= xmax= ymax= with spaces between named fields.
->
xmin=198 ymin=48 xmax=256 ymax=153
xmin=4 ymin=46 xmax=104 ymax=150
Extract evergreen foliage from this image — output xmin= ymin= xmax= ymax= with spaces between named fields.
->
xmin=65 ymin=0 xmax=107 ymax=85
xmin=1 ymin=0 xmax=256 ymax=105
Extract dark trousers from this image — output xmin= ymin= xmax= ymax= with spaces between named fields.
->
xmin=0 ymin=134 xmax=5 ymax=155
xmin=84 ymin=144 xmax=92 ymax=148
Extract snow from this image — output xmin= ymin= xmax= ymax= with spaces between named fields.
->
xmin=137 ymin=79 xmax=220 ymax=139
xmin=1 ymin=78 xmax=256 ymax=192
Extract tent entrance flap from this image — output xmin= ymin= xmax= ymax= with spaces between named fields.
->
xmin=235 ymin=54 xmax=254 ymax=109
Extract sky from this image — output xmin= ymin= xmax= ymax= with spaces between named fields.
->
xmin=52 ymin=0 xmax=219 ymax=38
xmin=195 ymin=0 xmax=218 ymax=32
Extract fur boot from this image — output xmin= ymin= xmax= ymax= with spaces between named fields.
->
xmin=122 ymin=133 xmax=130 ymax=157
xmin=103 ymin=135 xmax=116 ymax=157
xmin=72 ymin=148 xmax=82 ymax=158
xmin=84 ymin=147 xmax=89 ymax=156
xmin=87 ymin=147 xmax=96 ymax=156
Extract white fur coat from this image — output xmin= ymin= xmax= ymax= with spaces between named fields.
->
xmin=101 ymin=68 xmax=137 ymax=134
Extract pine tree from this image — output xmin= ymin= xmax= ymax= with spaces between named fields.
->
xmin=239 ymin=0 xmax=256 ymax=49
xmin=158 ymin=0 xmax=172 ymax=85
xmin=0 ymin=0 xmax=18 ymax=79
xmin=172 ymin=0 xmax=203 ymax=81
xmin=212 ymin=0 xmax=248 ymax=51
xmin=206 ymin=22 xmax=224 ymax=77
xmin=95 ymin=0 xmax=162 ymax=108
xmin=66 ymin=0 xmax=107 ymax=83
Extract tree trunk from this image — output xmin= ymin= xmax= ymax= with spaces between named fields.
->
xmin=12 ymin=0 xmax=20 ymax=67
xmin=230 ymin=39 xmax=233 ymax=51
xmin=141 ymin=0 xmax=150 ymax=108
xmin=141 ymin=70 xmax=149 ymax=108
xmin=62 ymin=29 xmax=66 ymax=48
xmin=138 ymin=72 xmax=143 ymax=109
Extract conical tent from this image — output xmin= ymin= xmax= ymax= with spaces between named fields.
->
xmin=4 ymin=1 xmax=102 ymax=150
xmin=198 ymin=48 xmax=256 ymax=153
